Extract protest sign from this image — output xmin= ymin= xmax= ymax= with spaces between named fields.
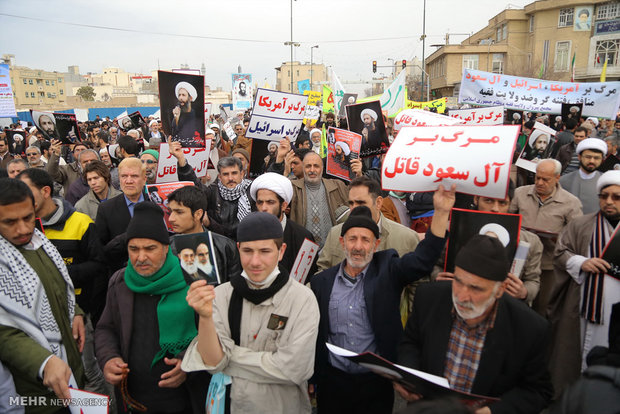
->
xmin=382 ymin=125 xmax=519 ymax=198
xmin=393 ymin=109 xmax=462 ymax=131
xmin=406 ymin=97 xmax=448 ymax=114
xmin=561 ymin=103 xmax=582 ymax=125
xmin=6 ymin=130 xmax=26 ymax=155
xmin=245 ymin=88 xmax=308 ymax=141
xmin=0 ymin=64 xmax=16 ymax=117
xmin=128 ymin=111 xmax=146 ymax=130
xmin=448 ymin=106 xmax=504 ymax=125
xmin=505 ymin=109 xmax=524 ymax=125
xmin=158 ymin=70 xmax=205 ymax=148
xmin=232 ymin=73 xmax=253 ymax=110
xmin=204 ymin=102 xmax=212 ymax=129
xmin=346 ymin=100 xmax=389 ymax=157
xmin=67 ymin=387 xmax=109 ymax=414
xmin=380 ymin=69 xmax=407 ymax=117
xmin=303 ymin=90 xmax=322 ymax=123
xmin=297 ymin=79 xmax=310 ymax=94
xmin=31 ymin=111 xmax=81 ymax=144
xmin=459 ymin=68 xmax=620 ymax=118
xmin=326 ymin=127 xmax=361 ymax=181
xmin=445 ymin=209 xmax=522 ymax=273
xmin=146 ymin=181 xmax=195 ymax=231
xmin=155 ymin=143 xmax=209 ymax=183
xmin=599 ymin=154 xmax=620 ymax=172
xmin=322 ymin=85 xmax=335 ymax=114
xmin=290 ymin=238 xmax=320 ymax=285
xmin=248 ymin=139 xmax=275 ymax=179
xmin=222 ymin=120 xmax=237 ymax=144
xmin=171 ymin=231 xmax=221 ymax=285
xmin=338 ymin=93 xmax=357 ymax=119
xmin=515 ymin=122 xmax=557 ymax=173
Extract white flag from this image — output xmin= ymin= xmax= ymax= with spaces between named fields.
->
xmin=115 ymin=110 xmax=128 ymax=120
xmin=380 ymin=69 xmax=407 ymax=117
xmin=331 ymin=68 xmax=346 ymax=114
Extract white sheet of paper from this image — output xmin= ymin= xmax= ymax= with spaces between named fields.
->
xmin=290 ymin=238 xmax=319 ymax=285
xmin=68 ymin=388 xmax=109 ymax=414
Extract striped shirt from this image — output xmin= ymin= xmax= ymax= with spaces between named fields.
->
xmin=443 ymin=303 xmax=498 ymax=393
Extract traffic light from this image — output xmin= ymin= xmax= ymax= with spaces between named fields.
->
xmin=402 ymin=60 xmax=407 ymax=69
xmin=372 ymin=61 xmax=377 ymax=73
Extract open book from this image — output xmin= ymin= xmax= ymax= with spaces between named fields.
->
xmin=327 ymin=343 xmax=499 ymax=408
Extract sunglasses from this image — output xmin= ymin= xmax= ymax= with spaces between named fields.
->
xmin=598 ymin=193 xmax=620 ymax=201
xmin=141 ymin=159 xmax=157 ymax=165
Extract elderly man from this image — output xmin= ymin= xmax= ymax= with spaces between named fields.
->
xmin=6 ymin=158 xmax=28 ymax=179
xmin=46 ymin=140 xmax=89 ymax=195
xmin=140 ymin=149 xmax=159 ymax=185
xmin=64 ymin=149 xmax=100 ymax=205
xmin=549 ymin=170 xmax=620 ymax=397
xmin=510 ymin=158 xmax=582 ymax=315
xmin=96 ymin=202 xmax=208 ymax=413
xmin=560 ymin=138 xmax=608 ymax=214
xmin=250 ymin=172 xmax=316 ymax=274
xmin=75 ymin=160 xmax=122 ymax=221
xmin=182 ymin=212 xmax=320 ymax=413
xmin=310 ymin=185 xmax=454 ymax=413
xmin=171 ymin=81 xmax=201 ymax=147
xmin=204 ymin=156 xmax=254 ymax=240
xmin=95 ymin=157 xmax=147 ymax=272
xmin=397 ymin=235 xmax=553 ymax=414
xmin=290 ymin=151 xmax=348 ymax=246
xmin=26 ymin=146 xmax=45 ymax=168
xmin=0 ymin=178 xmax=85 ymax=408
xmin=232 ymin=122 xmax=252 ymax=153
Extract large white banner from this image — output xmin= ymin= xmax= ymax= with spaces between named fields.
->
xmin=459 ymin=69 xmax=620 ymax=119
xmin=382 ymin=125 xmax=520 ymax=198
xmin=246 ymin=88 xmax=308 ymax=141
xmin=393 ymin=109 xmax=462 ymax=130
xmin=155 ymin=143 xmax=210 ymax=183
xmin=0 ymin=64 xmax=16 ymax=118
xmin=448 ymin=105 xmax=504 ymax=125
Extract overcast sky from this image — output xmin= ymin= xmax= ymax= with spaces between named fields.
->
xmin=1 ymin=0 xmax=533 ymax=95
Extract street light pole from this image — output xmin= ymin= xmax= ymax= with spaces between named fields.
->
xmin=311 ymin=45 xmax=319 ymax=91
xmin=290 ymin=0 xmax=294 ymax=92
xmin=420 ymin=0 xmax=427 ymax=102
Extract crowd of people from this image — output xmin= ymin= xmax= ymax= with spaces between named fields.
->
xmin=0 ymin=105 xmax=619 ymax=414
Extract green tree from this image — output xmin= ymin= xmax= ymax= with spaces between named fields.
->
xmin=76 ymin=86 xmax=96 ymax=101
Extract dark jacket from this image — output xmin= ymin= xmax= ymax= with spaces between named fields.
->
xmin=95 ymin=193 xmax=132 ymax=272
xmin=65 ymin=177 xmax=90 ymax=206
xmin=43 ymin=198 xmax=107 ymax=321
xmin=556 ymin=141 xmax=576 ymax=172
xmin=95 ymin=268 xmax=209 ymax=414
xmin=204 ymin=181 xmax=255 ymax=241
xmin=310 ymin=230 xmax=446 ymax=380
xmin=398 ymin=282 xmax=553 ymax=414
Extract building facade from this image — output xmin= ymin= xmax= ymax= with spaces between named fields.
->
xmin=275 ymin=61 xmax=327 ymax=93
xmin=426 ymin=0 xmax=619 ymax=98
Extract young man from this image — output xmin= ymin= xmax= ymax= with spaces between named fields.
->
xmin=75 ymin=160 xmax=122 ymax=221
xmin=182 ymin=212 xmax=320 ymax=413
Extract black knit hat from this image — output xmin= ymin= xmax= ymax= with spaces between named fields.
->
xmin=237 ymin=212 xmax=283 ymax=242
xmin=455 ymin=234 xmax=509 ymax=282
xmin=341 ymin=206 xmax=380 ymax=239
xmin=126 ymin=202 xmax=169 ymax=245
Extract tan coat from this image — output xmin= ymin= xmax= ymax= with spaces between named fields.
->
xmin=289 ymin=178 xmax=348 ymax=228
xmin=74 ymin=186 xmax=122 ymax=221
xmin=316 ymin=214 xmax=420 ymax=271
xmin=509 ymin=183 xmax=582 ymax=269
xmin=46 ymin=153 xmax=81 ymax=196
xmin=181 ymin=278 xmax=319 ymax=414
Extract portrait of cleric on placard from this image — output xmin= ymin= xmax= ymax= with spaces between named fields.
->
xmin=171 ymin=232 xmax=220 ymax=285
xmin=31 ymin=110 xmax=81 ymax=144
xmin=158 ymin=70 xmax=205 ymax=148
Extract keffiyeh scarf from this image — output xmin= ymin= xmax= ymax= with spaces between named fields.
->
xmin=217 ymin=179 xmax=252 ymax=222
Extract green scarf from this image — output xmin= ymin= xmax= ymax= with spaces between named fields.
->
xmin=124 ymin=247 xmax=197 ymax=367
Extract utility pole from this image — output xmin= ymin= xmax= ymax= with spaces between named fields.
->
xmin=420 ymin=0 xmax=427 ymax=102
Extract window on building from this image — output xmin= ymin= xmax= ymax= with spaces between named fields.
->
xmin=36 ymin=79 xmax=42 ymax=85
xmin=51 ymin=80 xmax=55 ymax=86
xmin=503 ymin=24 xmax=508 ymax=40
xmin=597 ymin=2 xmax=620 ymax=20
xmin=529 ymin=16 xmax=535 ymax=32
xmin=555 ymin=41 xmax=571 ymax=71
xmin=45 ymin=80 xmax=49 ymax=86
xmin=496 ymin=27 xmax=502 ymax=41
xmin=463 ymin=54 xmax=479 ymax=70
xmin=23 ymin=79 xmax=27 ymax=84
xmin=287 ymin=70 xmax=290 ymax=76
xmin=28 ymin=79 xmax=33 ymax=85
xmin=39 ymin=92 xmax=44 ymax=97
xmin=60 ymin=89 xmax=63 ymax=95
xmin=47 ymin=92 xmax=52 ymax=98
xmin=30 ymin=92 xmax=35 ymax=98
xmin=58 ymin=78 xmax=63 ymax=83
xmin=25 ymin=92 xmax=29 ymax=98
xmin=492 ymin=53 xmax=505 ymax=73
xmin=558 ymin=8 xmax=574 ymax=27
xmin=595 ymin=39 xmax=619 ymax=66
xmin=296 ymin=70 xmax=300 ymax=76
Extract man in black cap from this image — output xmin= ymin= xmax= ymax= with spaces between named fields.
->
xmin=182 ymin=212 xmax=320 ymax=413
xmin=310 ymin=185 xmax=455 ymax=414
xmin=397 ymin=234 xmax=553 ymax=414
xmin=95 ymin=201 xmax=208 ymax=413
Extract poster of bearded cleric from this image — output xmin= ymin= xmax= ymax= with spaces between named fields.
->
xmin=515 ymin=122 xmax=557 ymax=173
xmin=326 ymin=127 xmax=362 ymax=181
xmin=345 ymin=101 xmax=390 ymax=157
xmin=158 ymin=70 xmax=205 ymax=148
xmin=232 ymin=73 xmax=253 ymax=111
xmin=171 ymin=232 xmax=221 ymax=285
xmin=31 ymin=110 xmax=81 ymax=144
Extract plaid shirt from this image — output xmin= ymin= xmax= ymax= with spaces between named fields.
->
xmin=443 ymin=302 xmax=499 ymax=393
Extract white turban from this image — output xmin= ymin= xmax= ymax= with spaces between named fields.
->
xmin=361 ymin=108 xmax=378 ymax=122
xmin=250 ymin=172 xmax=293 ymax=204
xmin=577 ymin=138 xmax=607 ymax=157
xmin=148 ymin=119 xmax=158 ymax=127
xmin=209 ymin=123 xmax=220 ymax=130
xmin=512 ymin=113 xmax=521 ymax=120
xmin=310 ymin=128 xmax=322 ymax=139
xmin=528 ymin=130 xmax=550 ymax=148
xmin=13 ymin=133 xmax=23 ymax=141
xmin=586 ymin=117 xmax=599 ymax=127
xmin=597 ymin=170 xmax=620 ymax=193
xmin=479 ymin=223 xmax=510 ymax=248
xmin=32 ymin=111 xmax=56 ymax=127
xmin=570 ymin=106 xmax=580 ymax=112
xmin=335 ymin=141 xmax=351 ymax=156
xmin=175 ymin=81 xmax=198 ymax=102
xmin=29 ymin=126 xmax=37 ymax=134
xmin=268 ymin=141 xmax=279 ymax=151
xmin=205 ymin=128 xmax=215 ymax=136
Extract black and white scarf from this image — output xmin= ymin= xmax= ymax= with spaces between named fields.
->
xmin=217 ymin=179 xmax=252 ymax=222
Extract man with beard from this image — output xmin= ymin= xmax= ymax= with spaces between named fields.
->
xmin=360 ymin=108 xmax=386 ymax=154
xmin=310 ymin=184 xmax=455 ymax=413
xmin=140 ymin=149 xmax=159 ymax=185
xmin=177 ymin=244 xmax=210 ymax=282
xmin=171 ymin=81 xmax=201 ymax=147
xmin=396 ymin=235 xmax=553 ymax=414
xmin=195 ymin=243 xmax=215 ymax=279
xmin=557 ymin=126 xmax=589 ymax=174
xmin=548 ymin=170 xmax=620 ymax=398
xmin=47 ymin=140 xmax=89 ymax=195
xmin=560 ymin=138 xmax=608 ymax=214
xmin=237 ymin=81 xmax=247 ymax=97
xmin=526 ymin=132 xmax=551 ymax=161
xmin=34 ymin=112 xmax=59 ymax=141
